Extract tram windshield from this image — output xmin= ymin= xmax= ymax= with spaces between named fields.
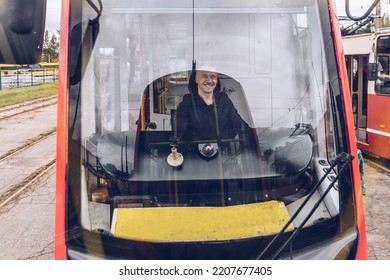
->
xmin=70 ymin=0 xmax=345 ymax=252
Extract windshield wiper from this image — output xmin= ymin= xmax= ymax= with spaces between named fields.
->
xmin=256 ymin=152 xmax=354 ymax=260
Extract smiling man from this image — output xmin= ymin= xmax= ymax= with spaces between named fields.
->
xmin=176 ymin=65 xmax=248 ymax=142
xmin=195 ymin=68 xmax=219 ymax=105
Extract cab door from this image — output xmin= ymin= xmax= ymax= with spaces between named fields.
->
xmin=346 ymin=55 xmax=368 ymax=143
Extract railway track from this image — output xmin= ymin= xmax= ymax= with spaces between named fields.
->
xmin=0 ymin=133 xmax=56 ymax=208
xmin=0 ymin=97 xmax=57 ymax=209
xmin=0 ymin=96 xmax=57 ymax=121
xmin=0 ymin=93 xmax=57 ymax=260
xmin=0 ymin=128 xmax=56 ymax=162
xmin=0 ymin=159 xmax=56 ymax=209
xmin=363 ymin=154 xmax=390 ymax=174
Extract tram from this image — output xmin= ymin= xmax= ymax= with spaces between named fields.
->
xmin=0 ymin=64 xmax=23 ymax=77
xmin=0 ymin=0 xmax=366 ymax=260
xmin=343 ymin=29 xmax=390 ymax=159
xmin=51 ymin=0 xmax=368 ymax=260
xmin=0 ymin=0 xmax=368 ymax=259
xmin=0 ymin=0 xmax=368 ymax=260
xmin=31 ymin=62 xmax=59 ymax=78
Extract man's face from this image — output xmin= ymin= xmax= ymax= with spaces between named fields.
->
xmin=195 ymin=70 xmax=218 ymax=95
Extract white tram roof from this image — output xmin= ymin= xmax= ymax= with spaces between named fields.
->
xmin=342 ymin=33 xmax=374 ymax=55
xmin=343 ymin=28 xmax=390 ymax=55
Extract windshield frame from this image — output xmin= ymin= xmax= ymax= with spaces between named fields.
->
xmin=63 ymin=0 xmax=356 ymax=260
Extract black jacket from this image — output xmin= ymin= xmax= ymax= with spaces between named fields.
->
xmin=176 ymin=92 xmax=247 ymax=141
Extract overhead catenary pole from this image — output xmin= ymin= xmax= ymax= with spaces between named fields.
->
xmin=376 ymin=0 xmax=382 ymax=29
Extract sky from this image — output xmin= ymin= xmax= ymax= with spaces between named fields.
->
xmin=335 ymin=0 xmax=390 ymax=18
xmin=45 ymin=0 xmax=62 ymax=36
xmin=43 ymin=0 xmax=390 ymax=34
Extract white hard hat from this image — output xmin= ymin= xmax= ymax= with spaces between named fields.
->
xmin=197 ymin=64 xmax=217 ymax=73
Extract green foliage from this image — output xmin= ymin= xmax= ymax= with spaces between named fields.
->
xmin=0 ymin=82 xmax=58 ymax=107
xmin=42 ymin=30 xmax=60 ymax=63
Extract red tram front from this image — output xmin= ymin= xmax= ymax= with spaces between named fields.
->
xmin=54 ymin=0 xmax=367 ymax=260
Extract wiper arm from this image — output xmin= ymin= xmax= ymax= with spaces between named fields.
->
xmin=256 ymin=152 xmax=354 ymax=260
xmin=289 ymin=123 xmax=311 ymax=137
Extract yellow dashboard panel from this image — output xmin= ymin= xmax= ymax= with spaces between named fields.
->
xmin=112 ymin=200 xmax=293 ymax=242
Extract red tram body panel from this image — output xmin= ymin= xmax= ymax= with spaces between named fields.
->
xmin=329 ymin=0 xmax=367 ymax=259
xmin=55 ymin=0 xmax=70 ymax=261
xmin=366 ymin=95 xmax=390 ymax=158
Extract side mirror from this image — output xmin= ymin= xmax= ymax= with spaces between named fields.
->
xmin=367 ymin=63 xmax=378 ymax=81
xmin=0 ymin=0 xmax=47 ymax=64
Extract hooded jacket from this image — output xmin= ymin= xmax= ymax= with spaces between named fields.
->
xmin=176 ymin=91 xmax=247 ymax=141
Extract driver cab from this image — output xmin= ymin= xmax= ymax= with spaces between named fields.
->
xmin=84 ymin=62 xmax=315 ymax=211
xmin=131 ymin=70 xmax=262 ymax=205
xmin=90 ymin=69 xmax=313 ymax=207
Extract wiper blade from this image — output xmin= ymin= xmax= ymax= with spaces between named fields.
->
xmin=289 ymin=123 xmax=311 ymax=137
xmin=256 ymin=152 xmax=354 ymax=260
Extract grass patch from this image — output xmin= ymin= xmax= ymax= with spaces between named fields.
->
xmin=0 ymin=82 xmax=58 ymax=108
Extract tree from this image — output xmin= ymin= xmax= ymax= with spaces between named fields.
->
xmin=42 ymin=30 xmax=60 ymax=63
xmin=383 ymin=13 xmax=390 ymax=28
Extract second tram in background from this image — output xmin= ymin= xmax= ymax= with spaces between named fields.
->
xmin=343 ymin=29 xmax=390 ymax=159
